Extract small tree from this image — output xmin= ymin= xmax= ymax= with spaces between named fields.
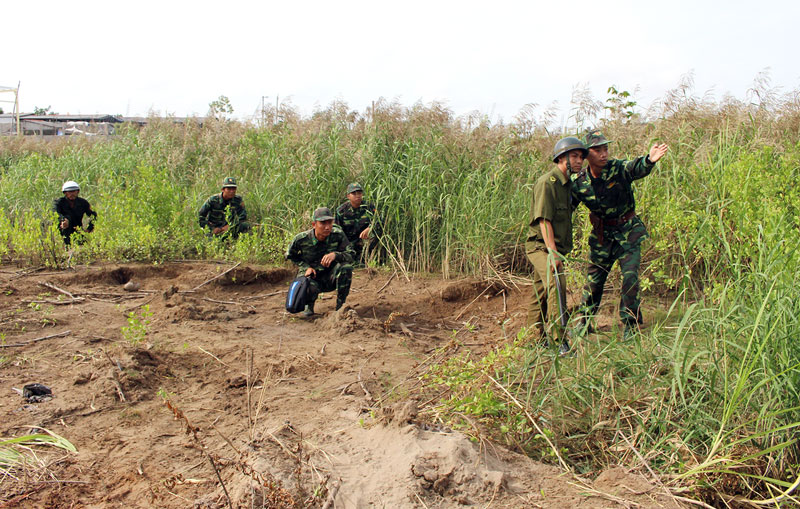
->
xmin=33 ymin=106 xmax=52 ymax=115
xmin=208 ymin=95 xmax=233 ymax=120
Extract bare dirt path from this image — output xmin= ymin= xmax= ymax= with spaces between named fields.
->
xmin=0 ymin=262 xmax=684 ymax=508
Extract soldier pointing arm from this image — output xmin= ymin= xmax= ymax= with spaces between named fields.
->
xmin=571 ymin=129 xmax=668 ymax=340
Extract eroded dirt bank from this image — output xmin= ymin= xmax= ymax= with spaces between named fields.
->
xmin=0 ymin=262 xmax=682 ymax=508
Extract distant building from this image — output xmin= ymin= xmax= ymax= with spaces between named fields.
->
xmin=0 ymin=113 xmax=124 ymax=136
xmin=0 ymin=113 xmax=205 ymax=136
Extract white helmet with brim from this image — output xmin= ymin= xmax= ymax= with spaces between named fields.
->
xmin=62 ymin=181 xmax=80 ymax=192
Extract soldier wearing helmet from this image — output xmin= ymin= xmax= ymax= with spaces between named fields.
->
xmin=524 ymin=137 xmax=587 ymax=353
xmin=571 ymin=129 xmax=669 ymax=340
xmin=198 ymin=177 xmax=251 ymax=238
xmin=53 ymin=181 xmax=97 ymax=245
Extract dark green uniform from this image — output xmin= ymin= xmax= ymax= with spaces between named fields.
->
xmin=334 ymin=202 xmax=378 ymax=261
xmin=285 ymin=225 xmax=355 ymax=308
xmin=526 ymin=167 xmax=573 ymax=337
xmin=571 ymin=155 xmax=654 ymax=327
xmin=197 ymin=194 xmax=251 ymax=237
xmin=53 ymin=196 xmax=97 ymax=246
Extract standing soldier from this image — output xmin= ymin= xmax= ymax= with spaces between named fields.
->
xmin=286 ymin=207 xmax=356 ymax=317
xmin=53 ymin=181 xmax=97 ymax=246
xmin=335 ymin=182 xmax=379 ymax=263
xmin=525 ymin=137 xmax=587 ymax=355
xmin=198 ymin=177 xmax=251 ymax=238
xmin=571 ymin=129 xmax=669 ymax=340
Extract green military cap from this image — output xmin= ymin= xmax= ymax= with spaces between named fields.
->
xmin=222 ymin=176 xmax=238 ymax=188
xmin=584 ymin=129 xmax=612 ymax=149
xmin=312 ymin=206 xmax=335 ymax=221
xmin=346 ymin=182 xmax=364 ymax=194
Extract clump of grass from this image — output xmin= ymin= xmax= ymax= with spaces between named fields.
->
xmin=0 ymin=428 xmax=77 ymax=485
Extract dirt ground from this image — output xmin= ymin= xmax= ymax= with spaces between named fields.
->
xmin=0 ymin=262 xmax=685 ymax=508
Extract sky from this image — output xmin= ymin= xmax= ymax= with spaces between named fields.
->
xmin=2 ymin=0 xmax=798 ymax=125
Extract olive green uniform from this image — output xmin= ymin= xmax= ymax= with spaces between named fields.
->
xmin=526 ymin=167 xmax=573 ymax=337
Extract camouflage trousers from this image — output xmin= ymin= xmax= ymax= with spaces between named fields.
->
xmin=525 ymin=247 xmax=568 ymax=341
xmin=304 ymin=262 xmax=352 ymax=306
xmin=580 ymin=225 xmax=645 ymax=326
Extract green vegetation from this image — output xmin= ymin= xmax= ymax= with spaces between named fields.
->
xmin=1 ymin=78 xmax=799 ymax=503
xmin=121 ymin=304 xmax=153 ymax=346
xmin=0 ymin=428 xmax=77 ymax=476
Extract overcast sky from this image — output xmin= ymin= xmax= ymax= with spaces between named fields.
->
xmin=3 ymin=0 xmax=797 ymax=125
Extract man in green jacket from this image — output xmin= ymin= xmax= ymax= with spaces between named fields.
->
xmin=286 ymin=207 xmax=356 ymax=317
xmin=526 ymin=137 xmax=587 ymax=354
xmin=198 ymin=177 xmax=251 ymax=238
xmin=571 ymin=129 xmax=668 ymax=340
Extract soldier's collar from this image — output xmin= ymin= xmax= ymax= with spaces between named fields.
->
xmin=550 ymin=167 xmax=569 ymax=185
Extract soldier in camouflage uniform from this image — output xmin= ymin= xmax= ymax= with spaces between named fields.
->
xmin=335 ymin=182 xmax=379 ymax=263
xmin=571 ymin=129 xmax=668 ymax=339
xmin=198 ymin=177 xmax=251 ymax=238
xmin=525 ymin=137 xmax=587 ymax=355
xmin=286 ymin=207 xmax=355 ymax=317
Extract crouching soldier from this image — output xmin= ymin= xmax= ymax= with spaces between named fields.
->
xmin=53 ymin=180 xmax=97 ymax=246
xmin=198 ymin=177 xmax=251 ymax=238
xmin=286 ymin=207 xmax=355 ymax=317
xmin=335 ymin=182 xmax=379 ymax=264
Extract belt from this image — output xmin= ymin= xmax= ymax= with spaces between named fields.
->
xmin=589 ymin=210 xmax=636 ymax=244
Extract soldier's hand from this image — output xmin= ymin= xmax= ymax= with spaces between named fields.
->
xmin=649 ymin=143 xmax=669 ymax=163
xmin=305 ymin=267 xmax=316 ymax=278
xmin=60 ymin=219 xmax=69 ymax=230
xmin=321 ymin=253 xmax=336 ymax=267
xmin=552 ymin=258 xmax=564 ymax=273
xmin=359 ymin=227 xmax=371 ymax=240
xmin=220 ymin=224 xmax=230 ymax=234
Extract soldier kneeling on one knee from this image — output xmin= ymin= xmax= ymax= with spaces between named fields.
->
xmin=286 ymin=207 xmax=355 ymax=317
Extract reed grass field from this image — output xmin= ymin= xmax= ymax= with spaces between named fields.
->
xmin=1 ymin=79 xmax=799 ymax=505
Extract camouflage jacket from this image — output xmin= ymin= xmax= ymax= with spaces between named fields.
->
xmin=571 ymin=155 xmax=654 ymax=219
xmin=335 ymin=202 xmax=378 ymax=242
xmin=198 ymin=194 xmax=247 ymax=230
xmin=285 ymin=225 xmax=355 ymax=273
xmin=571 ymin=155 xmax=654 ymax=245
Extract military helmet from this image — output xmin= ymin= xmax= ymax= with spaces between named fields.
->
xmin=222 ymin=176 xmax=237 ymax=188
xmin=552 ymin=137 xmax=587 ymax=163
xmin=346 ymin=182 xmax=363 ymax=194
xmin=62 ymin=181 xmax=80 ymax=192
xmin=312 ymin=207 xmax=335 ymax=222
xmin=583 ymin=129 xmax=612 ymax=149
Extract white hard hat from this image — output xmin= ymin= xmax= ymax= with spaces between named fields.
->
xmin=62 ymin=181 xmax=80 ymax=192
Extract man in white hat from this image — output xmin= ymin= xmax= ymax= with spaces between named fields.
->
xmin=53 ymin=181 xmax=97 ymax=245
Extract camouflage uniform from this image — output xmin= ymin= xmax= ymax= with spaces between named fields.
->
xmin=197 ymin=194 xmax=251 ymax=237
xmin=285 ymin=224 xmax=355 ymax=309
xmin=53 ymin=196 xmax=97 ymax=246
xmin=335 ymin=201 xmax=378 ymax=261
xmin=571 ymin=131 xmax=655 ymax=329
xmin=526 ymin=166 xmax=573 ymax=339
